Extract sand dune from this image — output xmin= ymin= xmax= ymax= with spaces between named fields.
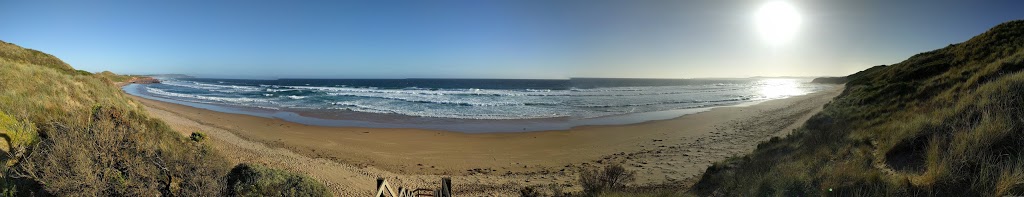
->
xmin=129 ymin=85 xmax=842 ymax=196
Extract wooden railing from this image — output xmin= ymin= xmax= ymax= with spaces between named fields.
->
xmin=375 ymin=178 xmax=451 ymax=197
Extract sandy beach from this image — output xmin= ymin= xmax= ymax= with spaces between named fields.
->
xmin=128 ymin=85 xmax=843 ymax=196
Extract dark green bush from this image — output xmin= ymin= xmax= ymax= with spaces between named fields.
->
xmin=226 ymin=163 xmax=330 ymax=197
xmin=190 ymin=131 xmax=206 ymax=142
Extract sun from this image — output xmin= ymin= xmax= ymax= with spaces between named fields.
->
xmin=755 ymin=1 xmax=802 ymax=46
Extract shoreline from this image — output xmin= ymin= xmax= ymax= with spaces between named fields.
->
xmin=123 ymin=83 xmax=813 ymax=132
xmin=128 ymin=84 xmax=844 ymax=195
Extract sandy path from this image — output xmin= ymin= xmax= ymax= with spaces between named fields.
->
xmin=131 ymin=85 xmax=842 ymax=196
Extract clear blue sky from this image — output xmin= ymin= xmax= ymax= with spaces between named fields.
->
xmin=2 ymin=0 xmax=1022 ymax=79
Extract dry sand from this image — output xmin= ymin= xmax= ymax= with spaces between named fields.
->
xmin=128 ymin=85 xmax=843 ymax=196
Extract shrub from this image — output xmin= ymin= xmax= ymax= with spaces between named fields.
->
xmin=14 ymin=106 xmax=229 ymax=196
xmin=519 ymin=184 xmax=571 ymax=197
xmin=519 ymin=186 xmax=541 ymax=197
xmin=579 ymin=164 xmax=635 ymax=195
xmin=0 ymin=112 xmax=38 ymax=166
xmin=226 ymin=163 xmax=330 ymax=197
xmin=191 ymin=131 xmax=206 ymax=142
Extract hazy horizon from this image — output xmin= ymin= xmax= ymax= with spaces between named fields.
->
xmin=3 ymin=0 xmax=1023 ymax=79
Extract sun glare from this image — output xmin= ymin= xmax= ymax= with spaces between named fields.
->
xmin=757 ymin=78 xmax=805 ymax=99
xmin=755 ymin=1 xmax=802 ymax=46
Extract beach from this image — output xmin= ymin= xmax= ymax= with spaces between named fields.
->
xmin=129 ymin=85 xmax=843 ymax=196
xmin=5 ymin=1 xmax=1017 ymax=195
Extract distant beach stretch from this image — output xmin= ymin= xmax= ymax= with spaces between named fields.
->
xmin=124 ymin=77 xmax=832 ymax=132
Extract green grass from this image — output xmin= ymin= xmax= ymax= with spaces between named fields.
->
xmin=191 ymin=131 xmax=207 ymax=142
xmin=691 ymin=20 xmax=1024 ymax=196
xmin=0 ymin=40 xmax=328 ymax=196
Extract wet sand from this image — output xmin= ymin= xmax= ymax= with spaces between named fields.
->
xmin=129 ymin=85 xmax=843 ymax=196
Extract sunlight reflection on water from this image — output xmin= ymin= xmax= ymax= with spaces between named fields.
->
xmin=757 ymin=78 xmax=806 ymax=99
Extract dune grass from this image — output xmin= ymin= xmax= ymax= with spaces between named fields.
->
xmin=0 ymin=40 xmax=328 ymax=195
xmin=691 ymin=20 xmax=1024 ymax=196
xmin=0 ymin=41 xmax=76 ymax=75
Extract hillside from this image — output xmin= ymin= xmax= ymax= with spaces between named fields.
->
xmin=810 ymin=76 xmax=848 ymax=84
xmin=0 ymin=41 xmax=77 ymax=75
xmin=692 ymin=20 xmax=1024 ymax=196
xmin=0 ymin=41 xmax=327 ymax=195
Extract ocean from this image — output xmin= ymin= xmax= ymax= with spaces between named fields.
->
xmin=123 ymin=77 xmax=831 ymax=132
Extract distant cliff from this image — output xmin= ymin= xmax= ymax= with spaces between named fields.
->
xmin=128 ymin=76 xmax=161 ymax=84
xmin=148 ymin=74 xmax=194 ymax=78
xmin=94 ymin=71 xmax=159 ymax=85
xmin=810 ymin=76 xmax=847 ymax=84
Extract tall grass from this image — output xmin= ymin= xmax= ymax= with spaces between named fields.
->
xmin=0 ymin=41 xmax=75 ymax=75
xmin=692 ymin=20 xmax=1024 ymax=196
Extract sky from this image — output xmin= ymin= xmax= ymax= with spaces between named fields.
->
xmin=1 ymin=0 xmax=1023 ymax=79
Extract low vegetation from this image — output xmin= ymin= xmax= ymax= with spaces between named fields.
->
xmin=0 ymin=40 xmax=328 ymax=196
xmin=691 ymin=20 xmax=1024 ymax=196
xmin=191 ymin=131 xmax=207 ymax=142
xmin=226 ymin=164 xmax=330 ymax=197
xmin=578 ymin=164 xmax=636 ymax=194
xmin=519 ymin=164 xmax=673 ymax=197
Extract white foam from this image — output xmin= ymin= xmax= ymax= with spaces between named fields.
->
xmin=140 ymin=79 xmax=824 ymax=120
xmin=161 ymin=79 xmax=262 ymax=93
xmin=285 ymin=85 xmax=568 ymax=97
xmin=266 ymin=88 xmax=299 ymax=92
xmin=146 ymin=87 xmax=275 ymax=104
xmin=323 ymin=92 xmax=556 ymax=106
